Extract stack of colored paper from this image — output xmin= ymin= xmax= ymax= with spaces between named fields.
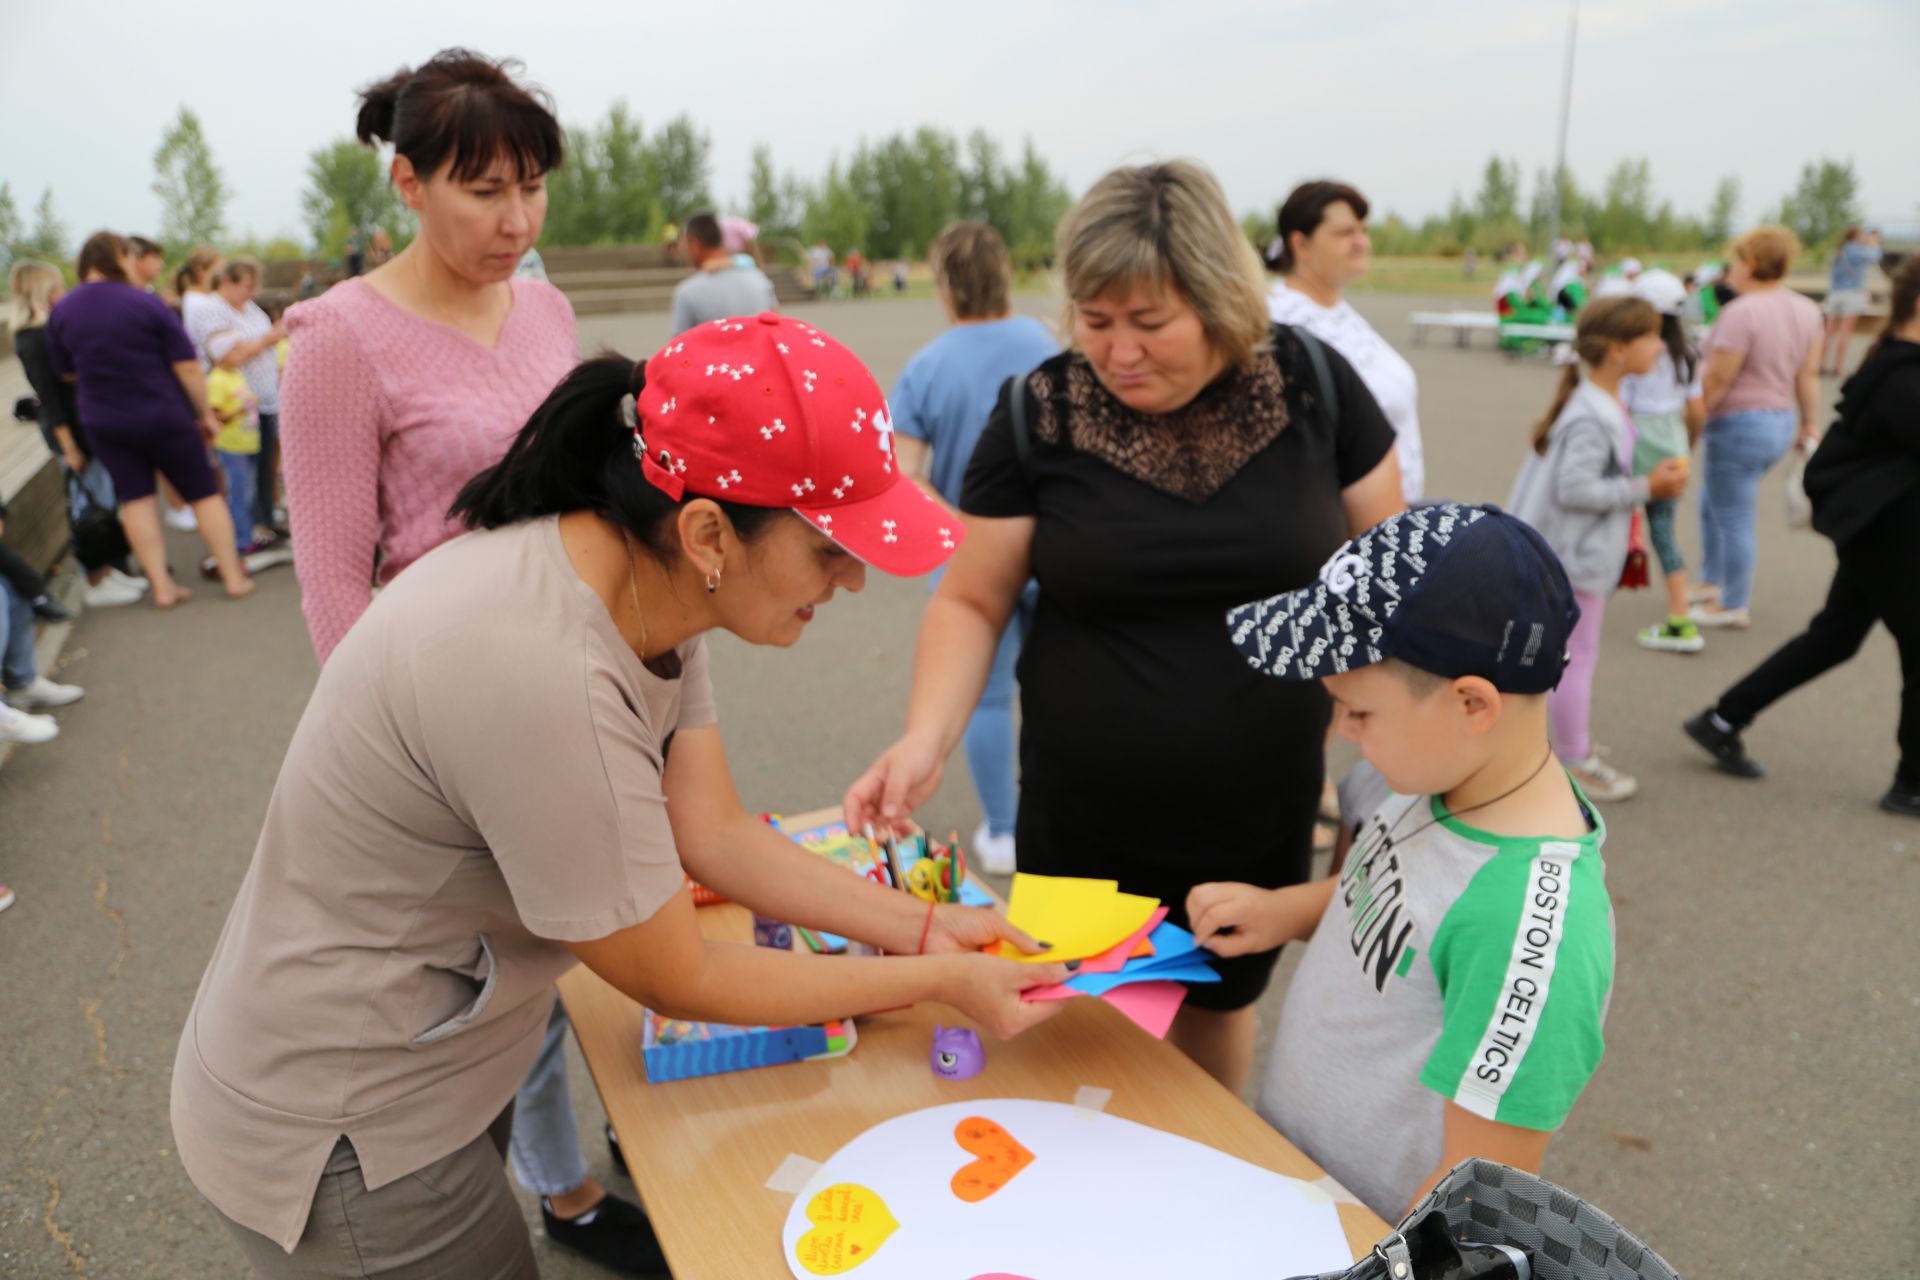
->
xmin=1001 ymin=875 xmax=1218 ymax=1039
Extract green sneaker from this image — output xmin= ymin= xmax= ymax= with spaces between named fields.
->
xmin=1637 ymin=618 xmax=1705 ymax=653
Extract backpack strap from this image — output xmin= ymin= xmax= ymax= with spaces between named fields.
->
xmin=1289 ymin=324 xmax=1341 ymax=431
xmin=1004 ymin=373 xmax=1033 ymax=470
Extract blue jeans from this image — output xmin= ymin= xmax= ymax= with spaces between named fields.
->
xmin=0 ymin=579 xmax=36 ymax=689
xmin=935 ymin=576 xmax=1034 ymax=839
xmin=218 ymin=451 xmax=257 ymax=548
xmin=1699 ymin=409 xmax=1797 ymax=610
xmin=508 ymin=1001 xmax=591 ymax=1198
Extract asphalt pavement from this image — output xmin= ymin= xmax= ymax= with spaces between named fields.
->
xmin=1 ymin=291 xmax=1913 ymax=1278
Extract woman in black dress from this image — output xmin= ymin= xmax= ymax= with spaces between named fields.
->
xmin=847 ymin=160 xmax=1404 ymax=1089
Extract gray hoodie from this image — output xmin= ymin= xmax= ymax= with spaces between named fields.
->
xmin=1506 ymin=377 xmax=1651 ymax=595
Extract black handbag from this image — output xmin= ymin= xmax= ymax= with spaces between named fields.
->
xmin=67 ymin=460 xmax=131 ymax=569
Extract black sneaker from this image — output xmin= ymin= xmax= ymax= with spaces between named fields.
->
xmin=1683 ymin=710 xmax=1765 ymax=778
xmin=606 ymin=1122 xmax=628 ymax=1179
xmin=1880 ymin=778 xmax=1920 ymax=818
xmin=31 ymin=597 xmax=73 ymax=622
xmin=541 ymin=1192 xmax=669 ymax=1276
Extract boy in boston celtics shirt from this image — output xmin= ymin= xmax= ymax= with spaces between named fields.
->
xmin=1198 ymin=502 xmax=1613 ymax=1218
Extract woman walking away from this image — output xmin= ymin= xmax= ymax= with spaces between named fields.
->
xmin=1508 ymin=297 xmax=1689 ymax=801
xmin=846 ymin=160 xmax=1404 ymax=1092
xmin=1821 ymin=226 xmax=1882 ymax=378
xmin=1623 ymin=269 xmax=1707 ymax=653
xmin=46 ymin=232 xmax=252 ymax=606
xmin=1686 ymin=254 xmax=1920 ymax=816
xmin=1691 ymin=226 xmax=1823 ymax=630
xmin=888 ymin=221 xmax=1059 ymax=873
xmin=1265 ymin=180 xmax=1425 ymax=503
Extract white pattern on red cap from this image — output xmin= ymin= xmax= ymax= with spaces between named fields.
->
xmin=636 ymin=312 xmax=963 ymax=576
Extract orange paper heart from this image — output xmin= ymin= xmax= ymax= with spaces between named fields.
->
xmin=950 ymin=1116 xmax=1035 ymax=1202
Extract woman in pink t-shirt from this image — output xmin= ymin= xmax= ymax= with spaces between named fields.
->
xmin=1692 ymin=226 xmax=1824 ymax=628
xmin=277 ymin=48 xmax=651 ymax=1274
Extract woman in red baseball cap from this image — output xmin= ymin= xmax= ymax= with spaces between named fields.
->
xmin=171 ymin=312 xmax=1068 ymax=1279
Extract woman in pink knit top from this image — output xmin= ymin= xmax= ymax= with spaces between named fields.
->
xmin=277 ymin=49 xmax=659 ymax=1277
xmin=282 ymin=54 xmax=579 ymax=665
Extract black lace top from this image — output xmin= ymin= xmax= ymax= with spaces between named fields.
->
xmin=957 ymin=323 xmax=1396 ymax=1008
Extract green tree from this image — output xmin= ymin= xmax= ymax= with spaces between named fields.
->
xmin=1778 ymin=157 xmax=1860 ymax=249
xmin=24 ymin=187 xmax=67 ymax=261
xmin=1704 ymin=175 xmax=1740 ymax=246
xmin=543 ymin=124 xmax=606 ymax=245
xmin=1473 ymin=156 xmax=1522 ymax=226
xmin=0 ymin=182 xmax=22 ymax=269
xmin=1592 ymin=157 xmax=1656 ymax=249
xmin=746 ymin=144 xmax=790 ymax=235
xmin=152 ymin=106 xmax=231 ymax=251
xmin=648 ymin=114 xmax=712 ymax=222
xmin=301 ymin=139 xmax=408 ymax=258
xmin=802 ymin=159 xmax=870 ymax=256
xmin=1527 ymin=165 xmax=1589 ymax=246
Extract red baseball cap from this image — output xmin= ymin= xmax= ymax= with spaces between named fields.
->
xmin=633 ymin=313 xmax=964 ymax=576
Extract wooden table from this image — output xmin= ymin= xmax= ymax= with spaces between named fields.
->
xmin=559 ymin=809 xmax=1389 ymax=1277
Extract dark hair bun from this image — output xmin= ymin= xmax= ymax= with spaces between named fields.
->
xmin=355 ymin=68 xmax=407 ymax=146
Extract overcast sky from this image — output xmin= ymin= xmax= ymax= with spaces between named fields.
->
xmin=6 ymin=0 xmax=1915 ymax=247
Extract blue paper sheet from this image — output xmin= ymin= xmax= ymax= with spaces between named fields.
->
xmin=1064 ymin=962 xmax=1222 ymax=997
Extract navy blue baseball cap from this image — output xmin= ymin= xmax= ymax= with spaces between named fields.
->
xmin=1225 ymin=503 xmax=1581 ymax=694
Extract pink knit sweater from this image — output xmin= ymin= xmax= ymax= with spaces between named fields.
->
xmin=280 ymin=277 xmax=578 ymax=664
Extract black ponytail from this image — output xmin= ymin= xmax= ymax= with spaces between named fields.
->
xmin=448 ymin=353 xmax=783 ymax=562
xmin=1659 ymin=313 xmax=1697 ymax=386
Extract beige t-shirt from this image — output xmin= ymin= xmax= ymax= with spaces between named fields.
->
xmin=171 ymin=517 xmax=713 ymax=1251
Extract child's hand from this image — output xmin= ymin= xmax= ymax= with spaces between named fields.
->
xmin=1187 ymin=882 xmax=1299 ymax=957
xmin=1648 ymin=456 xmax=1689 ymax=499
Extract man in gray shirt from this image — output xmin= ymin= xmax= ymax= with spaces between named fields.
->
xmin=669 ymin=211 xmax=779 ymax=335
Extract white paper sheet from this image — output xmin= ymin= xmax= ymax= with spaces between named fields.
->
xmin=781 ymin=1098 xmax=1352 ymax=1279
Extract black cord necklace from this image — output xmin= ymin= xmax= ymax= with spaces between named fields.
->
xmin=1381 ymin=745 xmax=1557 ymax=847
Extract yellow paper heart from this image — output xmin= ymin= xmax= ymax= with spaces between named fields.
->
xmin=795 ymin=1183 xmax=899 ymax=1275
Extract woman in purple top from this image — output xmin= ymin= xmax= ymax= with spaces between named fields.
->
xmin=47 ymin=232 xmax=252 ymax=606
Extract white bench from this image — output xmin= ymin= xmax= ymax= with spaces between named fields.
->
xmin=1409 ymin=311 xmax=1500 ymax=346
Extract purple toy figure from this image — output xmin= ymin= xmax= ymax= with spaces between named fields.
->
xmin=930 ymin=1025 xmax=985 ymax=1080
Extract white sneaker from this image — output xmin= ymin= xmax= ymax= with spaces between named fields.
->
xmin=83 ymin=577 xmax=144 ymax=608
xmin=1568 ymin=753 xmax=1638 ymax=802
xmin=164 ymin=506 xmax=198 ymax=532
xmin=107 ymin=567 xmax=148 ymax=594
xmin=1686 ymin=584 xmax=1721 ymax=606
xmin=7 ymin=677 xmax=84 ymax=710
xmin=0 ymin=883 xmax=14 ymax=912
xmin=971 ymin=821 xmax=1017 ymax=875
xmin=1690 ymin=605 xmax=1751 ymax=630
xmin=0 ymin=703 xmax=58 ymax=744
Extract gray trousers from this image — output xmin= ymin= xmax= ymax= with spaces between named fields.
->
xmin=221 ymin=1108 xmax=539 ymax=1279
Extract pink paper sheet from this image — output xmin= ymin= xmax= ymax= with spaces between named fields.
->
xmin=1099 ymin=980 xmax=1188 ymax=1039
xmin=1078 ymin=907 xmax=1170 ymax=975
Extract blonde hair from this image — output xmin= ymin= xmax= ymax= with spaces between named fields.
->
xmin=930 ymin=222 xmax=1012 ymax=320
xmin=219 ymin=256 xmax=262 ymax=287
xmin=173 ymin=245 xmax=222 ymax=297
xmin=1729 ymin=226 xmax=1798 ymax=283
xmin=7 ymin=261 xmax=62 ymax=332
xmin=1058 ymin=160 xmax=1270 ymax=370
xmin=1531 ymin=296 xmax=1660 ymax=456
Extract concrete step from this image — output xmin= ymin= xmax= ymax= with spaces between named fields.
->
xmin=547 ymin=267 xmax=692 ymax=292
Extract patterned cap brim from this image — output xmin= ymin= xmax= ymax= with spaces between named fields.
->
xmin=1226 ymin=582 xmax=1389 ymax=681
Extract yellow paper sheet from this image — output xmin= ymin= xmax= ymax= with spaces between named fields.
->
xmin=998 ymin=874 xmax=1161 ymax=963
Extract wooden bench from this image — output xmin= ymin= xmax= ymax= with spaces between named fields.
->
xmin=1409 ymin=311 xmax=1499 ymax=346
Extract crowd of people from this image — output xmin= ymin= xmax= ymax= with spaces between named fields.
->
xmin=2 ymin=41 xmax=1912 ymax=1280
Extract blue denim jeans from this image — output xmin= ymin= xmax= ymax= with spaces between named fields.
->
xmin=507 ymin=1001 xmax=591 ymax=1198
xmin=1699 ymin=408 xmax=1797 ymax=610
xmin=217 ymin=451 xmax=258 ymax=548
xmin=0 ymin=578 xmax=37 ymax=689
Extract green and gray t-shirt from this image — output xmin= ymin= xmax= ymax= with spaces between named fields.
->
xmin=1258 ymin=766 xmax=1614 ymax=1217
